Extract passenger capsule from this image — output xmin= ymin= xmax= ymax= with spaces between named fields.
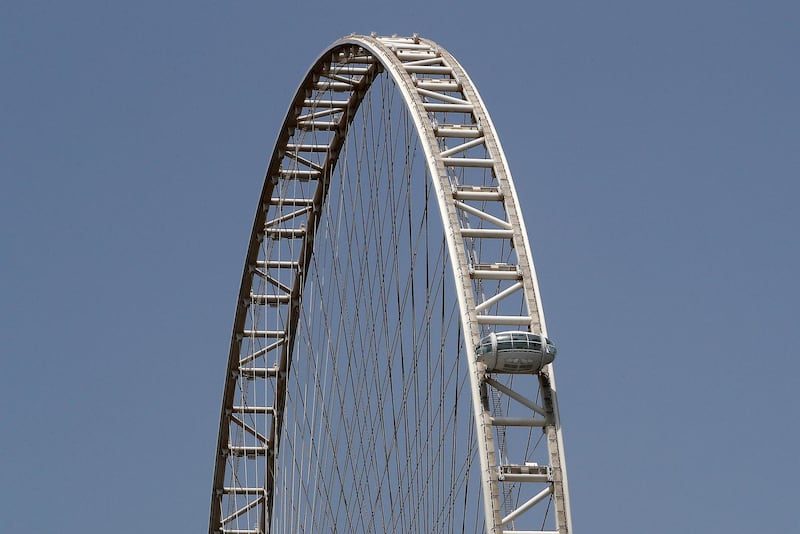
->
xmin=475 ymin=331 xmax=557 ymax=373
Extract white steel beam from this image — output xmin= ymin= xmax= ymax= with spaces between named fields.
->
xmin=403 ymin=65 xmax=453 ymax=74
xmin=475 ymin=281 xmax=524 ymax=313
xmin=476 ymin=314 xmax=532 ymax=325
xmin=484 ymin=376 xmax=547 ymax=417
xmin=502 ymin=486 xmax=553 ymax=525
xmin=454 ymin=200 xmax=513 ymax=229
xmin=417 ymin=87 xmax=471 ymax=105
xmin=440 ymin=137 xmax=487 ymax=157
xmin=435 ymin=125 xmax=483 ymax=138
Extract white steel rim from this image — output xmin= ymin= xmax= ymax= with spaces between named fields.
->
xmin=209 ymin=33 xmax=572 ymax=534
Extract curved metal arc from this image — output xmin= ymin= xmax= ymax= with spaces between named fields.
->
xmin=338 ymin=35 xmax=506 ymax=530
xmin=433 ymin=40 xmax=574 ymax=533
xmin=209 ymin=42 xmax=383 ymax=534
xmin=441 ymin=49 xmax=546 ymax=336
xmin=209 ymin=33 xmax=572 ymax=534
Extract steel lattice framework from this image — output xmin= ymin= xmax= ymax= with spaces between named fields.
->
xmin=209 ymin=34 xmax=572 ymax=534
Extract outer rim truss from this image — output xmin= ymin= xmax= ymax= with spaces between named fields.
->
xmin=209 ymin=33 xmax=572 ymax=534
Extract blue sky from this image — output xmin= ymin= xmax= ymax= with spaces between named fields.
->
xmin=2 ymin=1 xmax=798 ymax=532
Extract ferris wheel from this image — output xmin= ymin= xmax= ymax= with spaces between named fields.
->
xmin=208 ymin=34 xmax=573 ymax=534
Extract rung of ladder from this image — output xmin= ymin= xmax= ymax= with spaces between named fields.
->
xmin=396 ymin=50 xmax=439 ymax=61
xmin=250 ymin=294 xmax=290 ymax=305
xmin=256 ymin=260 xmax=300 ymax=269
xmin=266 ymin=228 xmax=306 ymax=239
xmin=223 ymin=487 xmax=265 ymax=494
xmin=334 ymin=54 xmax=376 ymax=65
xmin=313 ymin=81 xmax=353 ymax=91
xmin=225 ymin=446 xmax=268 ymax=457
xmin=435 ymin=125 xmax=482 ymax=138
xmin=268 ymin=197 xmax=314 ymax=206
xmin=296 ymin=120 xmax=339 ymax=130
xmin=424 ymin=102 xmax=474 ymax=113
xmin=441 ymin=157 xmax=495 ymax=168
xmin=285 ymin=144 xmax=330 ymax=152
xmin=404 ymin=65 xmax=453 ymax=74
xmin=303 ymin=99 xmax=348 ymax=108
xmin=379 ymin=41 xmax=430 ymax=51
xmin=499 ymin=463 xmax=552 ymax=483
xmin=461 ymin=228 xmax=514 ymax=239
xmin=241 ymin=330 xmax=285 ymax=338
xmin=278 ymin=169 xmax=321 ymax=180
xmin=324 ymin=65 xmax=372 ymax=75
xmin=471 ymin=266 xmax=522 ymax=280
xmin=490 ymin=416 xmax=547 ymax=427
xmin=232 ymin=405 xmax=274 ymax=414
xmin=416 ymin=80 xmax=460 ymax=91
xmin=476 ymin=314 xmax=531 ymax=325
xmin=499 ymin=473 xmax=552 ymax=483
xmin=453 ymin=186 xmax=503 ymax=201
xmin=238 ymin=367 xmax=278 ymax=378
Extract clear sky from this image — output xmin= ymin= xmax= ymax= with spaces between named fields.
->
xmin=2 ymin=1 xmax=798 ymax=532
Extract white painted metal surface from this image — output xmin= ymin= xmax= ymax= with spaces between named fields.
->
xmin=209 ymin=34 xmax=572 ymax=534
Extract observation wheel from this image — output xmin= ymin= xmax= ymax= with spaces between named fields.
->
xmin=209 ymin=34 xmax=573 ymax=534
